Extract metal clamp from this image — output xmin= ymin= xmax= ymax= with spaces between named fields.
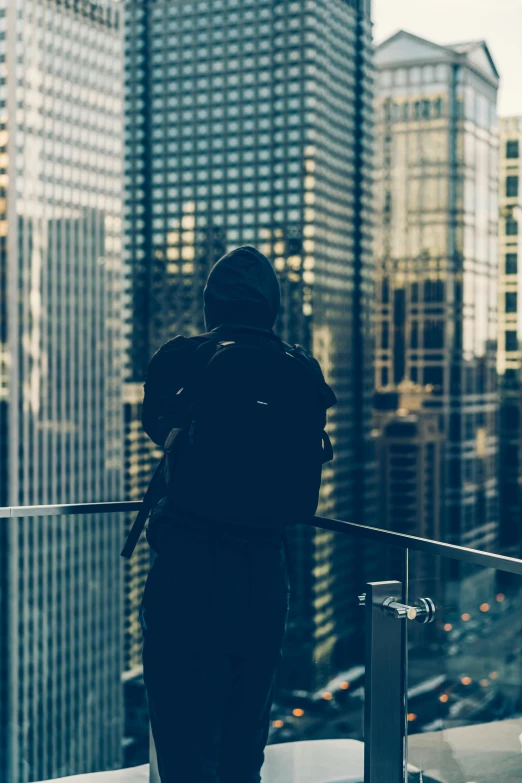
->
xmin=358 ymin=593 xmax=435 ymax=624
xmin=382 ymin=597 xmax=418 ymax=621
xmin=413 ymin=597 xmax=436 ymax=624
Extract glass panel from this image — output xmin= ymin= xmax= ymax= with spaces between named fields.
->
xmin=406 ymin=551 xmax=522 ymax=782
xmin=3 ymin=512 xmax=150 ymax=781
xmin=271 ymin=534 xmax=403 ymax=746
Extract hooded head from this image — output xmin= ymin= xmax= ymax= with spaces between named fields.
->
xmin=203 ymin=246 xmax=281 ymax=331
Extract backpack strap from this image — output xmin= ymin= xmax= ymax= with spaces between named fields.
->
xmin=287 ymin=344 xmax=337 ymax=410
xmin=120 ymin=455 xmax=169 ymax=559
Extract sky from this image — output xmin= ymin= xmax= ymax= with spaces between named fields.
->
xmin=373 ymin=0 xmax=522 ymax=117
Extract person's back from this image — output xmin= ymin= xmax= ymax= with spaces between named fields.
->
xmin=139 ymin=246 xmax=335 ymax=783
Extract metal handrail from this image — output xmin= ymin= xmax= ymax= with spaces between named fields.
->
xmin=313 ymin=516 xmax=522 ymax=576
xmin=0 ymin=501 xmax=142 ymax=518
xmin=1 ymin=501 xmax=522 ymax=576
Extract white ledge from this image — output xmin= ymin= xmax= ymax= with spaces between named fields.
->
xmin=35 ymin=721 xmax=522 ymax=783
xmin=36 ymin=766 xmax=149 ymax=783
xmin=36 ymin=740 xmax=365 ymax=783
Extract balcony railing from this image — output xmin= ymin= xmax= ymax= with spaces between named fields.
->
xmin=2 ymin=501 xmax=522 ymax=783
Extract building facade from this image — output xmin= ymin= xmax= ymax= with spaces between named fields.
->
xmin=375 ymin=385 xmax=443 ymax=541
xmin=124 ymin=0 xmax=375 ymax=686
xmin=498 ymin=116 xmax=522 ymax=555
xmin=374 ymin=385 xmax=444 ymax=601
xmin=374 ymin=32 xmax=500 ymax=552
xmin=0 ymin=1 xmax=124 ymax=780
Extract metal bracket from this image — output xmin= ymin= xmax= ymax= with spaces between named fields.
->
xmin=359 ymin=593 xmax=435 ymax=624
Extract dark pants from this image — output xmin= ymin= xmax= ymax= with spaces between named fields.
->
xmin=140 ymin=519 xmax=290 ymax=783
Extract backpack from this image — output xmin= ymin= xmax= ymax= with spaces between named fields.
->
xmin=167 ymin=331 xmax=333 ymax=527
xmin=121 ymin=329 xmax=334 ymax=558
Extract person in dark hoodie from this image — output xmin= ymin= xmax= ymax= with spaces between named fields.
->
xmin=139 ymin=246 xmax=335 ymax=783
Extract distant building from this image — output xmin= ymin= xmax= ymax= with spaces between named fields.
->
xmin=124 ymin=0 xmax=375 ymax=686
xmin=498 ymin=116 xmax=522 ymax=555
xmin=375 ymin=385 xmax=443 ymax=542
xmin=374 ymin=385 xmax=444 ymax=600
xmin=0 ymin=1 xmax=124 ymax=781
xmin=374 ymin=32 xmax=500 ymax=552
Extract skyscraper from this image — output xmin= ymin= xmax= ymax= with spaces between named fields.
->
xmin=498 ymin=116 xmax=522 ymax=555
xmin=374 ymin=32 xmax=500 ymax=552
xmin=124 ymin=0 xmax=375 ymax=685
xmin=0 ymin=1 xmax=124 ymax=780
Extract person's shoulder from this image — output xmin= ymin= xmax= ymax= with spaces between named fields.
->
xmin=145 ymin=335 xmax=207 ymax=384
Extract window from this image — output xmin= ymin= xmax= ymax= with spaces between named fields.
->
xmin=506 ymin=292 xmax=517 ymax=313
xmin=424 ymin=279 xmax=444 ymax=303
xmin=381 ymin=277 xmax=389 ymax=303
xmin=506 ymin=253 xmax=518 ymax=275
xmin=506 ymin=140 xmax=519 ymax=159
xmin=505 ymin=331 xmax=518 ymax=352
xmin=410 ymin=321 xmax=418 ymax=349
xmin=424 ymin=320 xmax=444 ymax=349
xmin=423 ymin=367 xmax=443 ymax=392
xmin=506 ymin=219 xmax=519 ymax=236
xmin=506 ymin=176 xmax=519 ymax=198
xmin=381 ymin=321 xmax=389 ymax=349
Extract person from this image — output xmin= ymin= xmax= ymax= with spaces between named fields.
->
xmin=138 ymin=246 xmax=335 ymax=783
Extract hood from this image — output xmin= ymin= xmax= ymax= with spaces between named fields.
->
xmin=203 ymin=246 xmax=281 ymax=331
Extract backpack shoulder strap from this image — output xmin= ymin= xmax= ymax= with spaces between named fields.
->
xmin=120 ymin=456 xmax=167 ymax=559
xmin=286 ymin=344 xmax=337 ymax=410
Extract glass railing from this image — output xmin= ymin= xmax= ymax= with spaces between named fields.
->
xmin=1 ymin=502 xmax=522 ymax=783
xmin=406 ymin=550 xmax=522 ymax=783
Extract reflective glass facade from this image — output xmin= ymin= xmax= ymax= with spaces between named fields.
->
xmin=124 ymin=0 xmax=375 ymax=685
xmin=375 ymin=33 xmax=499 ymax=551
xmin=498 ymin=116 xmax=522 ymax=553
xmin=0 ymin=2 xmax=124 ymax=780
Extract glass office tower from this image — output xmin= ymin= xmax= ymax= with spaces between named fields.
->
xmin=0 ymin=2 xmax=124 ymax=780
xmin=124 ymin=0 xmax=375 ymax=685
xmin=375 ymin=32 xmax=500 ymax=552
xmin=498 ymin=116 xmax=522 ymax=555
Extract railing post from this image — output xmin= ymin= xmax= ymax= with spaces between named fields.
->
xmin=402 ymin=550 xmax=409 ymax=783
xmin=364 ymin=580 xmax=406 ymax=783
